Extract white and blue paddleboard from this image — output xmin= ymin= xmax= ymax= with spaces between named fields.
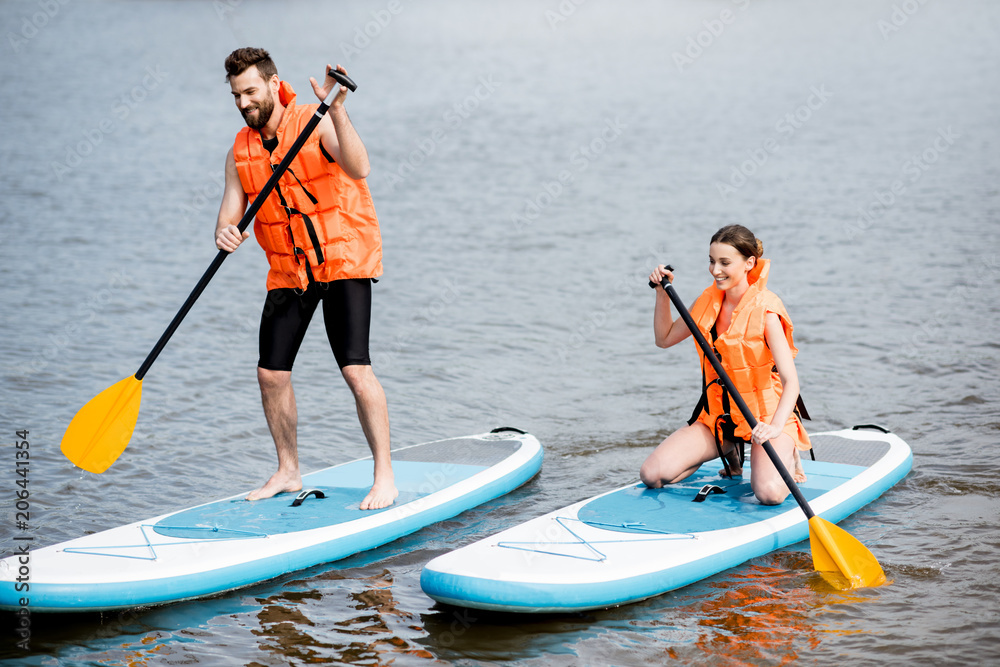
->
xmin=0 ymin=428 xmax=541 ymax=612
xmin=421 ymin=426 xmax=911 ymax=613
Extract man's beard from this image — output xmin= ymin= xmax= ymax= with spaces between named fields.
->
xmin=241 ymin=92 xmax=275 ymax=130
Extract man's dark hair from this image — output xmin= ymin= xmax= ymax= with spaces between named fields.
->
xmin=224 ymin=47 xmax=278 ymax=83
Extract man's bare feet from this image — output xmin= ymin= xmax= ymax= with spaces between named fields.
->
xmin=359 ymin=474 xmax=398 ymax=510
xmin=792 ymin=448 xmax=807 ymax=484
xmin=359 ymin=467 xmax=399 ymax=510
xmin=246 ymin=469 xmax=302 ymax=501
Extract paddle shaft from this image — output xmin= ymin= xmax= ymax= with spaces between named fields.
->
xmin=135 ymin=71 xmax=356 ymax=381
xmin=653 ymin=275 xmax=815 ymax=519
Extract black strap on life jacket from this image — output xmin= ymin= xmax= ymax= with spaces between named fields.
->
xmin=270 ymin=163 xmax=325 ymax=269
xmin=685 ymin=324 xmax=743 ymax=478
xmin=285 ymin=167 xmax=319 ymax=205
xmin=687 ymin=323 xmax=815 ymax=475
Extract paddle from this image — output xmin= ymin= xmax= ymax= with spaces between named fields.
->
xmin=649 ymin=268 xmax=886 ymax=589
xmin=60 ymin=69 xmax=358 ymax=474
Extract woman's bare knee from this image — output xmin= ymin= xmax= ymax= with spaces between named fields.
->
xmin=640 ymin=424 xmax=717 ymax=488
xmin=639 ymin=460 xmax=664 ymax=488
xmin=753 ymin=480 xmax=789 ymax=505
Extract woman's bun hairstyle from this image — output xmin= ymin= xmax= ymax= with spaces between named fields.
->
xmin=711 ymin=224 xmax=763 ymax=260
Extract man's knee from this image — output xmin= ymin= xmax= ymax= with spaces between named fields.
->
xmin=341 ymin=364 xmax=376 ymax=395
xmin=258 ymin=367 xmax=291 ymax=392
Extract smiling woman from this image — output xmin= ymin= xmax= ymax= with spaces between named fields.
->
xmin=641 ymin=225 xmax=810 ymax=505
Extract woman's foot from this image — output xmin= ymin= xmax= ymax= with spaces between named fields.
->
xmin=792 ymin=448 xmax=807 ymax=484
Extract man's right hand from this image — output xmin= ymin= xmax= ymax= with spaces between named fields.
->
xmin=216 ymin=224 xmax=250 ymax=252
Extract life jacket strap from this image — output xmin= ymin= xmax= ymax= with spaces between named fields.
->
xmin=688 ymin=322 xmax=746 ymax=478
xmin=271 ymin=168 xmax=326 ymax=267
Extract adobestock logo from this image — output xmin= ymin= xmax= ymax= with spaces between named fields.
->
xmin=6 ymin=0 xmax=71 ymax=54
xmin=672 ymin=0 xmax=752 ymax=72
xmin=715 ymin=85 xmax=833 ymax=200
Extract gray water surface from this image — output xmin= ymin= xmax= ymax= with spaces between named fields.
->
xmin=1 ymin=1 xmax=998 ymax=665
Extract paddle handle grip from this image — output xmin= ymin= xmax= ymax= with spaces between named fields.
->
xmin=655 ymin=272 xmax=815 ymax=519
xmin=327 ymin=68 xmax=357 ymax=92
xmin=647 ymin=264 xmax=674 ymax=289
xmin=135 ymin=68 xmax=358 ymax=380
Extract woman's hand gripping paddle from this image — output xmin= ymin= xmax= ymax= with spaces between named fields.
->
xmin=60 ymin=70 xmax=357 ymax=474
xmin=649 ymin=268 xmax=886 ymax=589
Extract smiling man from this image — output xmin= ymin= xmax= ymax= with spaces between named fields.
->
xmin=214 ymin=47 xmax=396 ymax=510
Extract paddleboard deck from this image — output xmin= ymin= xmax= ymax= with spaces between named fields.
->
xmin=1 ymin=429 xmax=542 ymax=612
xmin=420 ymin=427 xmax=912 ymax=613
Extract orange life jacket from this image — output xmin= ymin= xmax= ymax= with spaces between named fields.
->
xmin=688 ymin=259 xmax=803 ymax=443
xmin=233 ymin=81 xmax=382 ymax=291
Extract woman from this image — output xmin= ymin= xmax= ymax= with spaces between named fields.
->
xmin=640 ymin=225 xmax=810 ymax=505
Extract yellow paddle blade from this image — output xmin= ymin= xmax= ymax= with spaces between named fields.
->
xmin=60 ymin=375 xmax=142 ymax=474
xmin=808 ymin=515 xmax=886 ymax=589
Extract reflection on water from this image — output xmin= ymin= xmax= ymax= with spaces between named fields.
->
xmin=680 ymin=559 xmax=821 ymax=665
xmin=656 ymin=553 xmax=880 ymax=666
xmin=251 ymin=570 xmax=435 ymax=665
xmin=79 ymin=635 xmax=168 ymax=667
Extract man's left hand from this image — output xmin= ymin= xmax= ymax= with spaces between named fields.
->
xmin=310 ymin=64 xmax=349 ymax=107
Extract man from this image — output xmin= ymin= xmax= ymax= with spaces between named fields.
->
xmin=215 ymin=47 xmax=397 ymax=510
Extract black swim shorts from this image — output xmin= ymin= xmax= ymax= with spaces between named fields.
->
xmin=258 ymin=278 xmax=373 ymax=371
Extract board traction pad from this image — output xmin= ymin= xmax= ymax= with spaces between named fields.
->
xmin=392 ymin=437 xmax=521 ymax=465
xmin=809 ymin=435 xmax=889 ymax=466
xmin=152 ymin=436 xmax=524 ymax=538
xmin=578 ymin=433 xmax=891 ymax=535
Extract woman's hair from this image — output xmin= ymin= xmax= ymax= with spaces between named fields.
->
xmin=224 ymin=47 xmax=278 ymax=83
xmin=711 ymin=224 xmax=763 ymax=260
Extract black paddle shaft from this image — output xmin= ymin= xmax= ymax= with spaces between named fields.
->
xmin=651 ymin=273 xmax=815 ymax=518
xmin=135 ymin=70 xmax=356 ymax=381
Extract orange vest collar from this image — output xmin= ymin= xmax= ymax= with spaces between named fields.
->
xmin=277 ymin=80 xmax=296 ymax=107
xmin=747 ymin=256 xmax=767 ymax=289
xmin=734 ymin=258 xmax=770 ymax=314
xmin=271 ymin=81 xmax=298 ymax=147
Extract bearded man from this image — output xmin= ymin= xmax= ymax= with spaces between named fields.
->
xmin=214 ymin=47 xmax=396 ymax=510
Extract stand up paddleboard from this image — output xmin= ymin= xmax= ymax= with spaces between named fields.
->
xmin=421 ymin=426 xmax=911 ymax=613
xmin=1 ymin=429 xmax=541 ymax=612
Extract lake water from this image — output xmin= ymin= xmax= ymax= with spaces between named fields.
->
xmin=1 ymin=0 xmax=998 ymax=665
